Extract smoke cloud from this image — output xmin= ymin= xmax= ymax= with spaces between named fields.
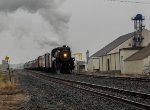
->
xmin=0 ymin=0 xmax=70 ymax=48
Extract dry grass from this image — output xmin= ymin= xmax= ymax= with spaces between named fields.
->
xmin=0 ymin=71 xmax=17 ymax=90
xmin=0 ymin=71 xmax=3 ymax=81
xmin=0 ymin=71 xmax=29 ymax=109
xmin=0 ymin=80 xmax=17 ymax=90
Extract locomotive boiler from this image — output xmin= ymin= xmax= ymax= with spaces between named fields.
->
xmin=51 ymin=45 xmax=75 ymax=74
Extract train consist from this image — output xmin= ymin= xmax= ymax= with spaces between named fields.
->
xmin=24 ymin=45 xmax=75 ymax=74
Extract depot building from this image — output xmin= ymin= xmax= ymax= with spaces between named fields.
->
xmin=88 ymin=14 xmax=150 ymax=74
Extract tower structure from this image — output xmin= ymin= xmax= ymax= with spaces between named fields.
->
xmin=86 ymin=50 xmax=89 ymax=64
xmin=132 ymin=14 xmax=145 ymax=47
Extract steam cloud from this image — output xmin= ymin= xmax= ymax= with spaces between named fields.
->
xmin=0 ymin=0 xmax=70 ymax=48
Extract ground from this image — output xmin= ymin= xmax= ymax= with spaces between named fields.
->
xmin=0 ymin=71 xmax=28 ymax=110
xmin=0 ymin=70 xmax=141 ymax=110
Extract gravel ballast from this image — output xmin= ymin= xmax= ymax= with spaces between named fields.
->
xmin=15 ymin=70 xmax=140 ymax=110
xmin=40 ymin=72 xmax=150 ymax=94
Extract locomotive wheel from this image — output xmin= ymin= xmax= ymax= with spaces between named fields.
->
xmin=69 ymin=70 xmax=72 ymax=74
xmin=64 ymin=69 xmax=72 ymax=74
xmin=55 ymin=62 xmax=61 ymax=74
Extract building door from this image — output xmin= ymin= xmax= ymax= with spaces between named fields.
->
xmin=107 ymin=59 xmax=110 ymax=71
xmin=121 ymin=56 xmax=123 ymax=73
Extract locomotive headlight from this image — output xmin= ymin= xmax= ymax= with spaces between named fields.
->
xmin=63 ymin=53 xmax=68 ymax=58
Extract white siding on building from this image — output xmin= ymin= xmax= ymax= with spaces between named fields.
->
xmin=88 ymin=58 xmax=99 ymax=72
xmin=144 ymin=55 xmax=150 ymax=66
xmin=142 ymin=29 xmax=150 ymax=47
xmin=120 ymin=50 xmax=138 ymax=73
xmin=108 ymin=29 xmax=150 ymax=55
xmin=110 ymin=54 xmax=116 ymax=70
xmin=88 ymin=29 xmax=150 ymax=74
xmin=98 ymin=53 xmax=120 ymax=71
xmin=106 ymin=55 xmax=111 ymax=71
xmin=103 ymin=56 xmax=107 ymax=71
xmin=115 ymin=53 xmax=120 ymax=70
xmin=99 ymin=57 xmax=103 ymax=71
xmin=93 ymin=58 xmax=99 ymax=70
xmin=143 ymin=57 xmax=149 ymax=67
xmin=108 ymin=38 xmax=133 ymax=54
xmin=124 ymin=60 xmax=143 ymax=74
xmin=88 ymin=59 xmax=94 ymax=72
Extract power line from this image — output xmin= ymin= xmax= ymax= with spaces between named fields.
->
xmin=108 ymin=0 xmax=150 ymax=4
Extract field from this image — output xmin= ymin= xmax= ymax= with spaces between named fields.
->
xmin=0 ymin=70 xmax=3 ymax=81
xmin=0 ymin=70 xmax=28 ymax=109
xmin=0 ymin=71 xmax=17 ymax=90
xmin=0 ymin=64 xmax=2 ymax=77
xmin=0 ymin=64 xmax=1 ymax=69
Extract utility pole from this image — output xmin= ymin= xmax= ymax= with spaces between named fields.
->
xmin=5 ymin=56 xmax=11 ymax=82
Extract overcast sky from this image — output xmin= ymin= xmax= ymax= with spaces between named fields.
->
xmin=0 ymin=0 xmax=150 ymax=64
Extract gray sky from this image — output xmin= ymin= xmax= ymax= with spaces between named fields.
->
xmin=0 ymin=0 xmax=150 ymax=64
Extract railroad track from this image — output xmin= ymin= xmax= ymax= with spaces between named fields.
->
xmin=76 ymin=73 xmax=150 ymax=82
xmin=29 ymin=71 xmax=150 ymax=110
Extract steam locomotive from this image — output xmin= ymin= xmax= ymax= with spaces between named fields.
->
xmin=24 ymin=45 xmax=75 ymax=74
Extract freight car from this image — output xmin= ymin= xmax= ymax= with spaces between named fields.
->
xmin=24 ymin=45 xmax=75 ymax=74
